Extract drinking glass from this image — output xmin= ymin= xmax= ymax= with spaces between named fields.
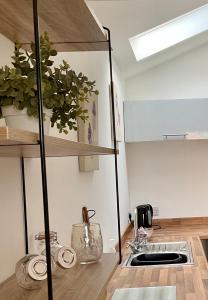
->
xmin=71 ymin=223 xmax=103 ymax=264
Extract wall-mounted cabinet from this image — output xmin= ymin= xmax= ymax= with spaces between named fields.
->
xmin=124 ymin=99 xmax=208 ymax=142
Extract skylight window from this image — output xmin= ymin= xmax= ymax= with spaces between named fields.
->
xmin=129 ymin=4 xmax=208 ymax=61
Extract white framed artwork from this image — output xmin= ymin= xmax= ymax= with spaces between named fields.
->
xmin=77 ymin=94 xmax=99 ymax=172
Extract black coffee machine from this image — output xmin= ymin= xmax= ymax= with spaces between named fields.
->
xmin=135 ymin=204 xmax=153 ymax=232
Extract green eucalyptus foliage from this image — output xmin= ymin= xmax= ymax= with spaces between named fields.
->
xmin=0 ymin=32 xmax=99 ymax=134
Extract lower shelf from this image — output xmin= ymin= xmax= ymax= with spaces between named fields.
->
xmin=0 ymin=127 xmax=118 ymax=157
xmin=0 ymin=253 xmax=118 ymax=300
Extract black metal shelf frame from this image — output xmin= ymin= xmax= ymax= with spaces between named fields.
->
xmin=103 ymin=27 xmax=122 ymax=265
xmin=32 ymin=0 xmax=53 ymax=298
xmin=20 ymin=157 xmax=29 ymax=255
xmin=12 ymin=2 xmax=122 ymax=299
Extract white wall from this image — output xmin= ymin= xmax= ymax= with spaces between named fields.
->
xmin=127 ymin=140 xmax=208 ymax=218
xmin=0 ymin=34 xmax=129 ymax=282
xmin=126 ymin=43 xmax=208 ymax=101
xmin=125 ymin=43 xmax=208 ymax=219
xmin=0 ymin=34 xmax=25 ymax=283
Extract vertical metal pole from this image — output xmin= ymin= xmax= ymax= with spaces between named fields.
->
xmin=20 ymin=157 xmax=29 ymax=255
xmin=32 ymin=1 xmax=53 ymax=299
xmin=103 ymin=27 xmax=122 ymax=264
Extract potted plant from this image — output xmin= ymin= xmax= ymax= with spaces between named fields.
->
xmin=0 ymin=32 xmax=99 ymax=134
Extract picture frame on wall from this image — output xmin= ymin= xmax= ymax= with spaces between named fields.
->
xmin=109 ymin=82 xmax=123 ymax=142
xmin=77 ymin=93 xmax=99 ymax=172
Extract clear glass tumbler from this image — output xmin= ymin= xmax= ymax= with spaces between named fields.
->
xmin=71 ymin=223 xmax=103 ymax=264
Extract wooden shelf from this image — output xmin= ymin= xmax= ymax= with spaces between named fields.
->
xmin=0 ymin=253 xmax=118 ymax=300
xmin=0 ymin=127 xmax=118 ymax=158
xmin=0 ymin=0 xmax=108 ymax=52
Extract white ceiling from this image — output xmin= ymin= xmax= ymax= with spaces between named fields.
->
xmin=88 ymin=0 xmax=208 ymax=78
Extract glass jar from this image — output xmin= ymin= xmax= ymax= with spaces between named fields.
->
xmin=71 ymin=223 xmax=103 ymax=264
xmin=35 ymin=231 xmax=76 ymax=272
xmin=35 ymin=231 xmax=57 ymax=255
xmin=15 ymin=254 xmax=48 ymax=290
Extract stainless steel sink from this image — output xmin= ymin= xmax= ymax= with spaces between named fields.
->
xmin=131 ymin=252 xmax=188 ymax=266
xmin=123 ymin=241 xmax=194 ymax=267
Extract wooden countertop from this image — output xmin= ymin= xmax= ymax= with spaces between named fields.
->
xmin=106 ymin=223 xmax=208 ymax=300
xmin=0 ymin=253 xmax=118 ymax=300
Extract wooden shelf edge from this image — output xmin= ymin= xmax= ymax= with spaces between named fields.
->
xmin=0 ymin=0 xmax=108 ymax=52
xmin=0 ymin=127 xmax=118 ymax=157
xmin=0 ymin=253 xmax=119 ymax=300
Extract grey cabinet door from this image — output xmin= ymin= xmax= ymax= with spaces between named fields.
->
xmin=124 ymin=99 xmax=208 ymax=142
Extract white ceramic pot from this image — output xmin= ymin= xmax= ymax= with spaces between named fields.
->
xmin=1 ymin=106 xmax=52 ymax=135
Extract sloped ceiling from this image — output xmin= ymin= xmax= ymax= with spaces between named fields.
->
xmin=88 ymin=0 xmax=208 ymax=78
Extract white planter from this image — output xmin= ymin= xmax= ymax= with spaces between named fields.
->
xmin=1 ymin=106 xmax=52 ymax=135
